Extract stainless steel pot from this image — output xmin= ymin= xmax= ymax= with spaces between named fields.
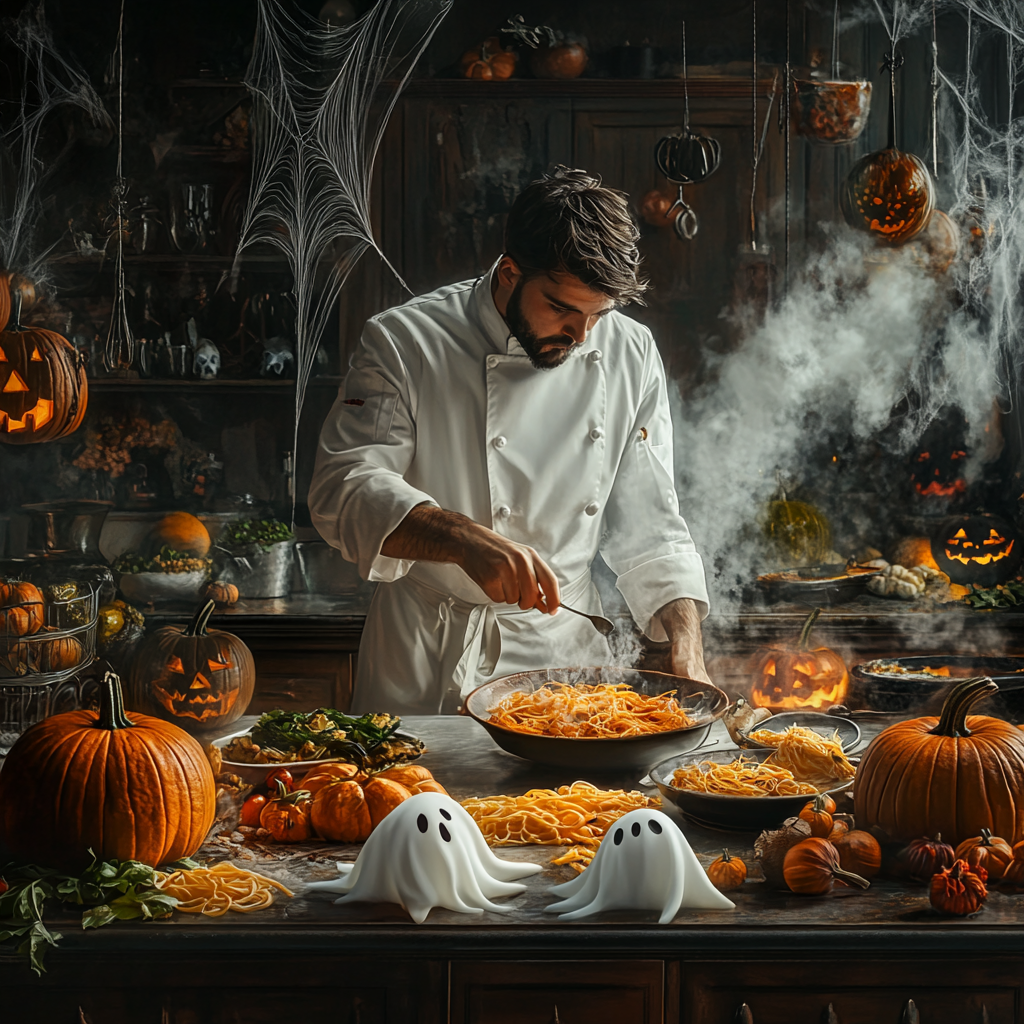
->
xmin=22 ymin=500 xmax=113 ymax=560
xmin=216 ymin=539 xmax=295 ymax=599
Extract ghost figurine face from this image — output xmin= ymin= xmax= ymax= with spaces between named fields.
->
xmin=193 ymin=338 xmax=220 ymax=379
xmin=545 ymin=808 xmax=735 ymax=923
xmin=306 ymin=793 xmax=542 ymax=924
xmin=260 ymin=336 xmax=294 ymax=377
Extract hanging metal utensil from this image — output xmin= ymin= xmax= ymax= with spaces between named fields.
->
xmin=653 ymin=22 xmax=721 ymax=241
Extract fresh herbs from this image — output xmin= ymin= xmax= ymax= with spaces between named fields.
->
xmin=220 ymin=518 xmax=294 ymax=553
xmin=251 ymin=707 xmax=401 ymax=760
xmin=0 ymin=853 xmax=182 ymax=974
xmin=113 ymin=547 xmax=211 ymax=575
xmin=963 ymin=578 xmax=1024 ymax=610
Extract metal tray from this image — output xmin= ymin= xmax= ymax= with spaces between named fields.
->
xmin=649 ymin=746 xmax=854 ymax=832
xmin=462 ymin=667 xmax=729 ymax=772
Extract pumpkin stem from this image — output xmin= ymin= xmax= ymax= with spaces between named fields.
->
xmin=930 ymin=677 xmax=998 ymax=738
xmin=832 ymin=865 xmax=870 ymax=889
xmin=95 ymin=671 xmax=134 ymax=730
xmin=9 ymin=289 xmax=22 ymax=332
xmin=183 ymin=599 xmax=216 ymax=638
xmin=980 ymin=828 xmax=993 ymax=846
xmin=798 ymin=608 xmax=822 ymax=651
xmin=722 ymin=849 xmax=732 ymax=862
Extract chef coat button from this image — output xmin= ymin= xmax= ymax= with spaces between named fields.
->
xmin=584 ymin=502 xmax=600 ymax=516
xmin=486 ymin=355 xmax=499 ymax=369
xmin=589 ymin=427 xmax=604 ymax=441
xmin=497 ymin=504 xmax=512 ymax=519
xmin=493 ymin=435 xmax=507 ymax=448
xmin=589 ymin=350 xmax=603 ymax=363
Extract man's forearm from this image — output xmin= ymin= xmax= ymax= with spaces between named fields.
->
xmin=656 ymin=596 xmax=704 ymax=641
xmin=380 ymin=502 xmax=474 ymax=563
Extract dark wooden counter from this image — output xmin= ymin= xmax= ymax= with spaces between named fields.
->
xmin=9 ymin=716 xmax=1024 ymax=1023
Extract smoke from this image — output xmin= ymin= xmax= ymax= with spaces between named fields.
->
xmin=674 ymin=0 xmax=1024 ymax=605
xmin=0 ymin=2 xmax=109 ymax=277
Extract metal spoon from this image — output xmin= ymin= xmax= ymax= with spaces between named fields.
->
xmin=559 ymin=602 xmax=616 ymax=637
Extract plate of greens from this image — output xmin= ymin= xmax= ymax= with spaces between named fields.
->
xmin=213 ymin=708 xmax=425 ymax=783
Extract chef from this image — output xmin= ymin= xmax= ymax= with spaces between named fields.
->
xmin=309 ymin=166 xmax=710 ymax=715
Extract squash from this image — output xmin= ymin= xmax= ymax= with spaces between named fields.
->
xmin=953 ymin=829 xmax=1013 ymax=881
xmin=798 ymin=794 xmax=834 ymax=838
xmin=832 ymin=830 xmax=882 ymax=879
xmin=459 ymin=37 xmax=516 ymax=80
xmin=753 ymin=817 xmax=813 ymax=889
xmin=0 ymin=671 xmax=215 ymax=870
xmin=929 ymin=859 xmax=987 ymax=916
xmin=374 ymin=764 xmax=448 ymax=795
xmin=259 ymin=779 xmax=314 ymax=842
xmin=783 ymin=838 xmax=870 ymax=895
xmin=203 ymin=580 xmax=239 ymax=607
xmin=144 ymin=511 xmax=211 ymax=559
xmin=0 ymin=580 xmax=44 ymax=636
xmin=707 ymin=849 xmax=747 ymax=891
xmin=310 ymin=774 xmax=412 ymax=842
xmin=897 ymin=833 xmax=954 ymax=881
xmin=854 ymin=677 xmax=1024 ymax=846
xmin=1001 ymin=841 xmax=1024 ymax=888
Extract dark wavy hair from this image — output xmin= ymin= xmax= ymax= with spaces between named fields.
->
xmin=504 ymin=165 xmax=649 ymax=306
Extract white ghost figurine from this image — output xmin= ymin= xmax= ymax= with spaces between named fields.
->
xmin=544 ymin=808 xmax=735 ymax=923
xmin=193 ymin=338 xmax=220 ymax=379
xmin=306 ymin=793 xmax=542 ymax=924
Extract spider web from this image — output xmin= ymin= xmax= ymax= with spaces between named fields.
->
xmin=236 ymin=0 xmax=451 ymax=524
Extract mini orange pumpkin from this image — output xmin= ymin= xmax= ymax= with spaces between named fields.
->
xmin=750 ymin=608 xmax=849 ymax=710
xmin=310 ymin=774 xmax=412 ymax=842
xmin=260 ymin=779 xmax=314 ymax=842
xmin=0 ymin=581 xmax=44 ymax=637
xmin=953 ymin=828 xmax=1013 ymax=881
xmin=204 ymin=580 xmax=239 ymax=607
xmin=798 ymin=794 xmax=834 ymax=838
xmin=459 ymin=37 xmax=517 ymax=80
xmin=374 ymin=764 xmax=448 ymax=795
xmin=929 ymin=859 xmax=987 ymax=916
xmin=1001 ymin=841 xmax=1024 ymax=887
xmin=300 ymin=762 xmax=361 ymax=795
xmin=707 ymin=849 xmax=747 ymax=891
xmin=832 ymin=830 xmax=882 ymax=879
xmin=783 ymin=838 xmax=870 ymax=895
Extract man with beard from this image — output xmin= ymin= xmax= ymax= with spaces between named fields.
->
xmin=309 ymin=166 xmax=710 ymax=714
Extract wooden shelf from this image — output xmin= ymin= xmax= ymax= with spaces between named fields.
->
xmin=47 ymin=253 xmax=290 ymax=272
xmin=403 ymin=76 xmax=775 ymax=100
xmin=87 ymin=376 xmax=342 ymax=392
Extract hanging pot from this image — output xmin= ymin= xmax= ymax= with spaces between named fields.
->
xmin=792 ymin=79 xmax=871 ymax=144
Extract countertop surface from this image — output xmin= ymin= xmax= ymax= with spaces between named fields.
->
xmin=28 ymin=715 xmax=1024 ymax=956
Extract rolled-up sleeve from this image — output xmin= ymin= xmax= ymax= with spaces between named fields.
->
xmin=601 ymin=334 xmax=710 ymax=631
xmin=308 ymin=319 xmax=436 ymax=582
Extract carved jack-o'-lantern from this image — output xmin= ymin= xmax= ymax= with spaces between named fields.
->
xmin=127 ymin=600 xmax=254 ymax=733
xmin=750 ymin=608 xmax=849 ymax=710
xmin=931 ymin=513 xmax=1022 ymax=587
xmin=0 ymin=298 xmax=88 ymax=444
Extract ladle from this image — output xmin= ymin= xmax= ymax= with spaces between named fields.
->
xmin=559 ymin=603 xmax=615 ymax=637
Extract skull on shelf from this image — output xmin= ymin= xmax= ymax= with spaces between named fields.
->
xmin=192 ymin=338 xmax=221 ymax=380
xmin=260 ymin=336 xmax=295 ymax=378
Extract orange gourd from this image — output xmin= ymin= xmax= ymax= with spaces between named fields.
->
xmin=0 ymin=672 xmax=215 ymax=870
xmin=260 ymin=779 xmax=314 ymax=842
xmin=855 ymin=677 xmax=1024 ymax=846
xmin=0 ymin=581 xmax=44 ymax=637
xmin=300 ymin=762 xmax=361 ymax=795
xmin=953 ymin=828 xmax=1013 ymax=881
xmin=798 ymin=794 xmax=834 ymax=838
xmin=1001 ymin=841 xmax=1024 ymax=887
xmin=374 ymin=764 xmax=448 ymax=795
xmin=832 ymin=830 xmax=882 ymax=879
xmin=310 ymin=775 xmax=411 ymax=843
xmin=929 ymin=859 xmax=988 ymax=916
xmin=707 ymin=849 xmax=747 ymax=891
xmin=459 ymin=37 xmax=517 ymax=80
xmin=783 ymin=838 xmax=870 ymax=895
xmin=204 ymin=580 xmax=239 ymax=607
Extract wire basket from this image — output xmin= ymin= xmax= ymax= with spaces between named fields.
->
xmin=0 ymin=583 xmax=100 ymax=754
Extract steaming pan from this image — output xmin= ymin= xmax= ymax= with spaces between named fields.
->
xmin=850 ymin=655 xmax=1024 ymax=719
xmin=738 ymin=710 xmax=861 ymax=752
xmin=649 ymin=746 xmax=854 ymax=832
xmin=758 ymin=563 xmax=883 ymax=606
xmin=463 ymin=667 xmax=729 ymax=772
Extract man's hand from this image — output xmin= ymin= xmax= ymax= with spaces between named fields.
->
xmin=654 ymin=597 xmax=710 ymax=683
xmin=380 ymin=503 xmax=560 ymax=613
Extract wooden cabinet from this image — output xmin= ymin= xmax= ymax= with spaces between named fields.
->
xmin=246 ymin=649 xmax=356 ymax=713
xmin=449 ymin=960 xmax=664 ymax=1024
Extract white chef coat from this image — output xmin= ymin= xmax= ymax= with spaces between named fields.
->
xmin=309 ymin=261 xmax=710 ymax=715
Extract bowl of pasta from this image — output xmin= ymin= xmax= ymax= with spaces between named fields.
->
xmin=649 ymin=734 xmax=857 ymax=832
xmin=463 ymin=667 xmax=729 ymax=771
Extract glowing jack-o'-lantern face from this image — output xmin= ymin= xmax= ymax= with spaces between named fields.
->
xmin=0 ymin=303 xmax=87 ymax=445
xmin=931 ymin=514 xmax=1023 ymax=587
xmin=127 ymin=601 xmax=255 ymax=734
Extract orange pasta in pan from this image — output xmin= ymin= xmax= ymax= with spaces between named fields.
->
xmin=487 ymin=682 xmax=694 ymax=738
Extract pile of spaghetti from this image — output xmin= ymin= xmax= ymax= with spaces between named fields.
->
xmin=461 ymin=781 xmax=658 ymax=846
xmin=487 ymin=682 xmax=694 ymax=738
xmin=748 ymin=724 xmax=857 ymax=789
xmin=154 ymin=862 xmax=294 ymax=917
xmin=670 ymin=756 xmax=818 ymax=797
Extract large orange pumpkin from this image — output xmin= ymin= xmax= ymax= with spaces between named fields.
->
xmin=0 ymin=298 xmax=87 ymax=444
xmin=750 ymin=608 xmax=849 ymax=710
xmin=144 ymin=511 xmax=211 ymax=558
xmin=0 ymin=672 xmax=215 ymax=870
xmin=127 ymin=600 xmax=254 ymax=733
xmin=855 ymin=677 xmax=1024 ymax=846
xmin=310 ymin=773 xmax=412 ymax=842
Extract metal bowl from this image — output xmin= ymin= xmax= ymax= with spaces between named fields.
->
xmin=117 ymin=570 xmax=207 ymax=606
xmin=650 ymin=746 xmax=854 ymax=832
xmin=738 ymin=711 xmax=861 ymax=752
xmin=463 ymin=667 xmax=729 ymax=772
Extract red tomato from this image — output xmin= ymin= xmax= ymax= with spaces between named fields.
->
xmin=240 ymin=794 xmax=267 ymax=828
xmin=0 ymin=877 xmax=7 ymax=896
xmin=264 ymin=768 xmax=294 ymax=794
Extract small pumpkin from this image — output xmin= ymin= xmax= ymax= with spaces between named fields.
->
xmin=827 ymin=819 xmax=850 ymax=842
xmin=0 ymin=671 xmax=215 ymax=869
xmin=931 ymin=513 xmax=1022 ymax=587
xmin=783 ymin=838 xmax=870 ymax=895
xmin=707 ymin=849 xmax=747 ymax=891
xmin=0 ymin=270 xmax=10 ymax=331
xmin=832 ymin=830 xmax=882 ymax=880
xmin=953 ymin=828 xmax=1013 ymax=881
xmin=144 ymin=511 xmax=211 ymax=559
xmin=898 ymin=833 xmax=955 ymax=881
xmin=1001 ymin=841 xmax=1024 ymax=887
xmin=459 ymin=37 xmax=516 ymax=80
xmin=529 ymin=41 xmax=587 ymax=80
xmin=750 ymin=608 xmax=849 ymax=710
xmin=798 ymin=794 xmax=835 ymax=838
xmin=300 ymin=762 xmax=361 ymax=795
xmin=260 ymin=779 xmax=314 ymax=842
xmin=127 ymin=600 xmax=254 ymax=733
xmin=310 ymin=774 xmax=412 ymax=842
xmin=753 ymin=816 xmax=812 ymax=889
xmin=929 ymin=859 xmax=988 ymax=916
xmin=204 ymin=580 xmax=239 ymax=607
xmin=0 ymin=580 xmax=44 ymax=637
xmin=761 ymin=496 xmax=832 ymax=566
xmin=854 ymin=676 xmax=1024 ymax=846
xmin=374 ymin=764 xmax=448 ymax=795
xmin=36 ymin=626 xmax=84 ymax=672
